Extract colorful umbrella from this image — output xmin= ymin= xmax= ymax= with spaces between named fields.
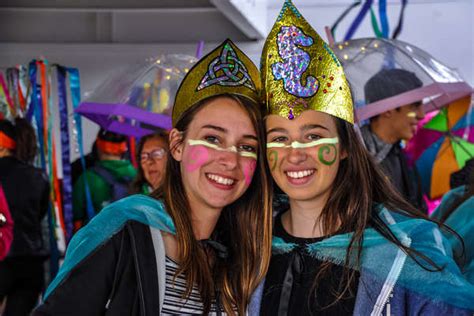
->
xmin=406 ymin=96 xmax=474 ymax=199
xmin=76 ymin=54 xmax=197 ymax=137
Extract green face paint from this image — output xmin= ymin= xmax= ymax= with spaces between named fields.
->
xmin=268 ymin=150 xmax=279 ymax=171
xmin=318 ymin=144 xmax=337 ymax=166
xmin=187 ymin=139 xmax=257 ymax=159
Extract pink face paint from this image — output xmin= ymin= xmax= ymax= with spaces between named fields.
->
xmin=242 ymin=159 xmax=257 ymax=186
xmin=184 ymin=145 xmax=210 ymax=172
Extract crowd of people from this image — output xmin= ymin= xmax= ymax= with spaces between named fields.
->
xmin=0 ymin=0 xmax=473 ymax=315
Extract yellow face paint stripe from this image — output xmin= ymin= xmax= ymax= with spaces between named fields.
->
xmin=187 ymin=139 xmax=257 ymax=159
xmin=267 ymin=137 xmax=339 ymax=149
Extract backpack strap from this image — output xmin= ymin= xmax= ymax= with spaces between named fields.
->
xmin=90 ymin=165 xmax=117 ymax=186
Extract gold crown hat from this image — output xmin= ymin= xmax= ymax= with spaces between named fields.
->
xmin=261 ymin=0 xmax=354 ymax=123
xmin=172 ymin=39 xmax=262 ymax=125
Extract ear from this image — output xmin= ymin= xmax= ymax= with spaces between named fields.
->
xmin=169 ymin=128 xmax=184 ymax=162
xmin=340 ymin=147 xmax=348 ymax=160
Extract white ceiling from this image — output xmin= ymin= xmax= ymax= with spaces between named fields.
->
xmin=0 ymin=0 xmax=267 ymax=43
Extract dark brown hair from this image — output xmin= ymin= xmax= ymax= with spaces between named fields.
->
xmin=307 ymin=117 xmax=448 ymax=308
xmin=129 ymin=130 xmax=169 ymax=194
xmin=0 ymin=118 xmax=38 ymax=164
xmin=153 ymin=94 xmax=273 ymax=314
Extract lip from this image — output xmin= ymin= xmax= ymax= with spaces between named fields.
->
xmin=205 ymin=172 xmax=237 ymax=191
xmin=284 ymin=168 xmax=316 ymax=186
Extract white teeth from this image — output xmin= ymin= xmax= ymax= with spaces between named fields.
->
xmin=207 ymin=174 xmax=234 ymax=186
xmin=286 ymin=169 xmax=314 ymax=179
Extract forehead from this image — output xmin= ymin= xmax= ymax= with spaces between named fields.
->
xmin=189 ymin=97 xmax=256 ymax=134
xmin=266 ymin=110 xmax=337 ymax=133
xmin=143 ymin=137 xmax=167 ymax=149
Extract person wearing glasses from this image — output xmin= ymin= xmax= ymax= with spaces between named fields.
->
xmin=130 ymin=130 xmax=169 ymax=194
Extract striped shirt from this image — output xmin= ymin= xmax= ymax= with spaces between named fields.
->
xmin=161 ymin=256 xmax=224 ymax=315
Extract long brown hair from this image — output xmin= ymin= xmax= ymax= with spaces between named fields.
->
xmin=308 ymin=117 xmax=448 ymax=308
xmin=153 ymin=94 xmax=273 ymax=314
xmin=129 ymin=130 xmax=169 ymax=194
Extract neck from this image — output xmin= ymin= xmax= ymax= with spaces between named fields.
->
xmin=99 ymin=153 xmax=122 ymax=161
xmin=370 ymin=119 xmax=398 ymax=144
xmin=285 ymin=194 xmax=329 ymax=238
xmin=189 ymin=204 xmax=222 ymax=240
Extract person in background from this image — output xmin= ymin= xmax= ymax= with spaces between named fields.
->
xmin=129 ymin=130 xmax=169 ymax=194
xmin=70 ymin=141 xmax=98 ymax=186
xmin=361 ymin=68 xmax=427 ymax=212
xmin=0 ymin=118 xmax=50 ymax=316
xmin=431 ymin=158 xmax=474 ymax=283
xmin=0 ymin=184 xmax=14 ymax=261
xmin=73 ymin=129 xmax=136 ymax=230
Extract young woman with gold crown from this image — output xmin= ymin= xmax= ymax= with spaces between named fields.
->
xmin=249 ymin=1 xmax=474 ymax=315
xmin=34 ymin=40 xmax=273 ymax=315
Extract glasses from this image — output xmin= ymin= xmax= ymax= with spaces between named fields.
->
xmin=140 ymin=148 xmax=166 ymax=162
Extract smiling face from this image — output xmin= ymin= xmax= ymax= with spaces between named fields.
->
xmin=140 ymin=137 xmax=168 ymax=190
xmin=266 ymin=110 xmax=345 ymax=203
xmin=170 ymin=96 xmax=258 ymax=212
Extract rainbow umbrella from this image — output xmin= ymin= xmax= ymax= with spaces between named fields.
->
xmin=407 ymin=96 xmax=474 ymax=199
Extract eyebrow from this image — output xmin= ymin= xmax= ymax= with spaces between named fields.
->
xmin=267 ymin=127 xmax=288 ymax=135
xmin=301 ymin=124 xmax=329 ymax=132
xmin=267 ymin=124 xmax=329 ymax=135
xmin=201 ymin=124 xmax=257 ymax=141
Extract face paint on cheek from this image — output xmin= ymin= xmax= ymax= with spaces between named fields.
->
xmin=268 ymin=150 xmax=279 ymax=171
xmin=242 ymin=159 xmax=257 ymax=186
xmin=184 ymin=145 xmax=210 ymax=172
xmin=407 ymin=111 xmax=417 ymax=118
xmin=317 ymin=144 xmax=338 ymax=166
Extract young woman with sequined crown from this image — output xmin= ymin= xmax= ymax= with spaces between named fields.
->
xmin=249 ymin=1 xmax=474 ymax=315
xmin=35 ymin=39 xmax=273 ymax=315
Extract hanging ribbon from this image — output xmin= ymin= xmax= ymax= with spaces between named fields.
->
xmin=129 ymin=136 xmax=138 ymax=168
xmin=331 ymin=1 xmax=362 ymax=44
xmin=0 ymin=73 xmax=15 ymax=117
xmin=6 ymin=68 xmax=20 ymax=115
xmin=392 ymin=0 xmax=408 ymax=39
xmin=57 ymin=66 xmax=74 ymax=242
xmin=370 ymin=7 xmax=384 ymax=38
xmin=379 ymin=0 xmax=389 ymax=38
xmin=26 ymin=61 xmax=37 ymax=122
xmin=66 ymin=67 xmax=95 ymax=221
xmin=344 ymin=0 xmax=374 ymax=41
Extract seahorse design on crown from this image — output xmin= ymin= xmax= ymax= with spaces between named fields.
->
xmin=271 ymin=25 xmax=319 ymax=98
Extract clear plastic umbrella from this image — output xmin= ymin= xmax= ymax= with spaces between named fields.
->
xmin=76 ymin=54 xmax=197 ymax=137
xmin=333 ymin=38 xmax=472 ymax=123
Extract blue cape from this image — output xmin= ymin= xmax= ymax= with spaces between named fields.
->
xmin=45 ymin=194 xmax=175 ymax=299
xmin=272 ymin=206 xmax=474 ymax=310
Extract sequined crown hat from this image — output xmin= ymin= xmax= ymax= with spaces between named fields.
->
xmin=172 ymin=39 xmax=262 ymax=126
xmin=261 ymin=0 xmax=354 ymax=123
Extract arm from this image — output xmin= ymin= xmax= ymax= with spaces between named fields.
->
xmin=33 ymin=228 xmax=126 ymax=315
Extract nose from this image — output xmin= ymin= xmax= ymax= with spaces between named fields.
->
xmin=218 ymin=150 xmax=239 ymax=170
xmin=287 ymin=147 xmax=307 ymax=165
xmin=416 ymin=105 xmax=425 ymax=120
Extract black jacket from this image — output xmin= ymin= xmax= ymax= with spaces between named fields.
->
xmin=34 ymin=221 xmax=159 ymax=316
xmin=0 ymin=156 xmax=50 ymax=257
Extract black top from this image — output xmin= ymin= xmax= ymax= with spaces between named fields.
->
xmin=261 ymin=211 xmax=359 ymax=316
xmin=0 ymin=156 xmax=50 ymax=257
